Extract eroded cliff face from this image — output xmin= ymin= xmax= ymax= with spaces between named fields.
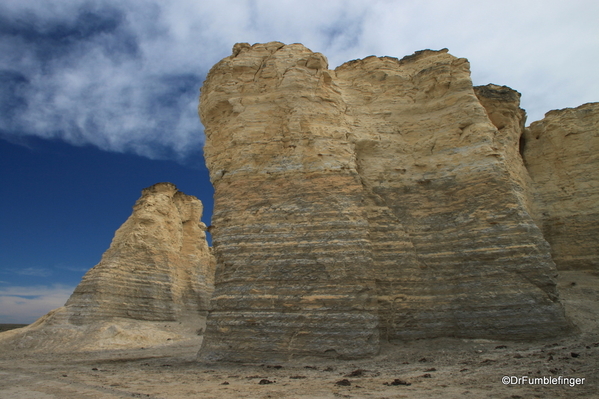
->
xmin=66 ymin=182 xmax=215 ymax=324
xmin=473 ymin=84 xmax=533 ymax=214
xmin=522 ymin=103 xmax=599 ymax=270
xmin=198 ymin=42 xmax=571 ymax=361
xmin=200 ymin=42 xmax=379 ymax=360
xmin=0 ymin=183 xmax=215 ymax=352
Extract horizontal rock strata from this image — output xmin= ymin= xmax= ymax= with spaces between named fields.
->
xmin=66 ymin=182 xmax=215 ymax=324
xmin=200 ymin=42 xmax=379 ymax=360
xmin=522 ymin=103 xmax=599 ymax=270
xmin=0 ymin=183 xmax=215 ymax=352
xmin=198 ymin=42 xmax=572 ymax=361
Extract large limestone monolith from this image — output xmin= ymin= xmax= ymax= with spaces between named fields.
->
xmin=198 ymin=42 xmax=571 ymax=361
xmin=199 ymin=42 xmax=379 ymax=361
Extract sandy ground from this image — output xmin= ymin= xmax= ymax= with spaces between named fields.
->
xmin=1 ymin=271 xmax=597 ymax=399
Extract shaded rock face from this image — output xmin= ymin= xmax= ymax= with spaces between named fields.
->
xmin=67 ymin=182 xmax=215 ymax=324
xmin=198 ymin=42 xmax=571 ymax=361
xmin=522 ymin=103 xmax=599 ymax=270
xmin=0 ymin=183 xmax=215 ymax=352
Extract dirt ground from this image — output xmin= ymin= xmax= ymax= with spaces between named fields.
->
xmin=1 ymin=271 xmax=597 ymax=399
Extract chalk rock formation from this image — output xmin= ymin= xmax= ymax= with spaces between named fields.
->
xmin=0 ymin=183 xmax=215 ymax=352
xmin=67 ymin=182 xmax=214 ymax=324
xmin=198 ymin=42 xmax=571 ymax=361
xmin=200 ymin=42 xmax=379 ymax=360
xmin=473 ymin=84 xmax=533 ymax=213
xmin=522 ymin=103 xmax=599 ymax=270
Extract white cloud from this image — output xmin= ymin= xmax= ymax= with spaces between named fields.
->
xmin=1 ymin=0 xmax=597 ymax=159
xmin=0 ymin=284 xmax=75 ymax=324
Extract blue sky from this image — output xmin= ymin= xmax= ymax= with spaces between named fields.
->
xmin=1 ymin=0 xmax=598 ymax=323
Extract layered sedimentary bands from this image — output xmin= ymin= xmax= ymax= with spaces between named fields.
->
xmin=198 ymin=42 xmax=577 ymax=361
xmin=0 ymin=183 xmax=215 ymax=351
xmin=522 ymin=103 xmax=599 ymax=270
xmin=67 ymin=182 xmax=215 ymax=324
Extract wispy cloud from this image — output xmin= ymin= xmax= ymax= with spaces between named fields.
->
xmin=55 ymin=265 xmax=90 ymax=274
xmin=0 ymin=267 xmax=53 ymax=277
xmin=1 ymin=0 xmax=597 ymax=161
xmin=0 ymin=0 xmax=206 ymax=161
xmin=0 ymin=284 xmax=75 ymax=324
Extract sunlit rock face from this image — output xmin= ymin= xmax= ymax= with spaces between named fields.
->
xmin=67 ymin=182 xmax=215 ymax=324
xmin=198 ymin=42 xmax=572 ymax=361
xmin=200 ymin=42 xmax=380 ymax=361
xmin=522 ymin=103 xmax=599 ymax=271
xmin=0 ymin=183 xmax=215 ymax=353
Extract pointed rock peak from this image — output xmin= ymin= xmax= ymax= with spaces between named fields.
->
xmin=0 ymin=183 xmax=215 ymax=353
xmin=142 ymin=181 xmax=178 ymax=194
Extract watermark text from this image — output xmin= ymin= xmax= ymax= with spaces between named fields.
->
xmin=502 ymin=375 xmax=585 ymax=387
